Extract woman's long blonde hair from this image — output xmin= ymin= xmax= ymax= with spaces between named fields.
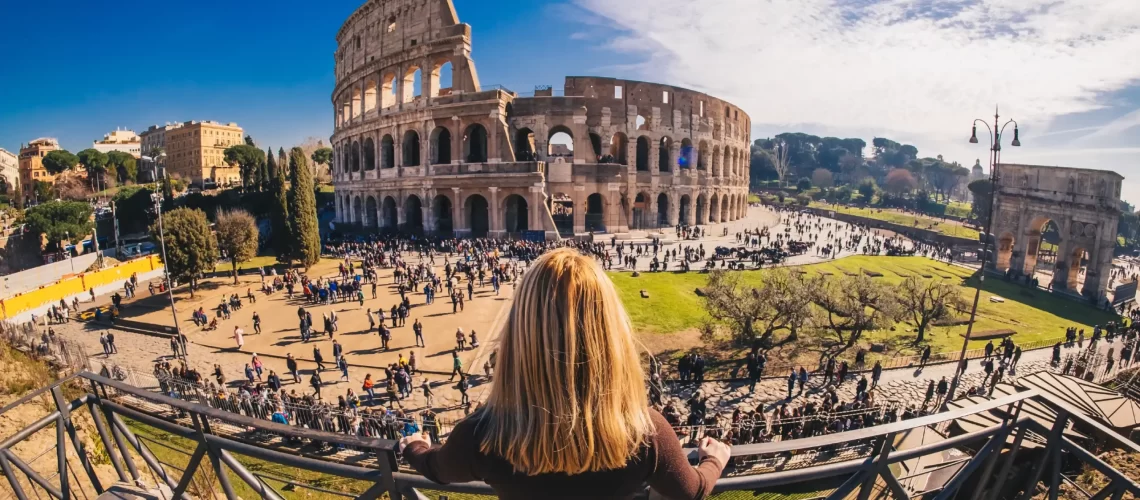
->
xmin=478 ymin=248 xmax=654 ymax=475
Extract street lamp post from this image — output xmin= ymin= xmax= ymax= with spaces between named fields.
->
xmin=143 ymin=153 xmax=186 ymax=359
xmin=945 ymin=106 xmax=1020 ymax=407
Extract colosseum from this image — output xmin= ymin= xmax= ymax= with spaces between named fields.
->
xmin=330 ymin=0 xmax=751 ymax=240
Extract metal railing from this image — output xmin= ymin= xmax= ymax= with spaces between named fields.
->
xmin=2 ymin=371 xmax=1140 ymax=500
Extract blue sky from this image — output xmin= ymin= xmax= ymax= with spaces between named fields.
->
xmin=0 ymin=0 xmax=635 ymax=155
xmin=3 ymin=0 xmax=1139 ymax=202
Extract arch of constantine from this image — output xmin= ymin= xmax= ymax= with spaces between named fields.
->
xmin=989 ymin=163 xmax=1123 ymax=301
xmin=329 ymin=0 xmax=751 ymax=240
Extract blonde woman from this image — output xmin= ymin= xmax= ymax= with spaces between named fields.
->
xmin=402 ymin=248 xmax=729 ymax=499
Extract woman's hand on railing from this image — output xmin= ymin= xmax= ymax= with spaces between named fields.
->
xmin=399 ymin=432 xmax=430 ymax=453
xmin=698 ymin=436 xmax=731 ymax=466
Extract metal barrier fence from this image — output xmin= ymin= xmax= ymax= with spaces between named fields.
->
xmin=3 ymin=371 xmax=1140 ymax=500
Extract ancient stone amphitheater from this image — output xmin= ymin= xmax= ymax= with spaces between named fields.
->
xmin=331 ymin=0 xmax=751 ymax=239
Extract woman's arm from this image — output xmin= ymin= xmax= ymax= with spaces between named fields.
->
xmin=646 ymin=411 xmax=727 ymax=500
xmin=400 ymin=417 xmax=482 ymax=484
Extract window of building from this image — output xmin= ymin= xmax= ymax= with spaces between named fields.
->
xmin=663 ymin=91 xmax=669 ymax=103
xmin=387 ymin=16 xmax=397 ymax=32
xmin=614 ymin=86 xmax=623 ymax=99
xmin=700 ymin=101 xmax=704 ymax=117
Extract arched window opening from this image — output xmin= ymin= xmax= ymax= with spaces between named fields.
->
xmin=364 ymin=196 xmax=378 ymax=228
xmin=635 ymin=136 xmax=650 ymax=171
xmin=381 ymin=73 xmax=397 ymax=108
xmin=679 ymin=194 xmax=692 ymax=224
xmin=402 ymin=67 xmax=422 ymax=103
xmin=635 ymin=115 xmax=648 ymax=131
xmin=431 ymin=127 xmax=452 ymax=165
xmin=363 ymin=79 xmax=377 ymax=112
xmin=431 ymin=60 xmax=454 ymax=97
xmin=503 ymin=194 xmax=529 ymax=233
xmin=679 ymin=138 xmax=694 ymax=169
xmin=515 ymin=128 xmax=536 ymax=161
xmin=352 ymin=197 xmax=363 ymax=227
xmin=386 ymin=16 xmax=396 ymax=33
xmin=659 ymin=137 xmax=673 ymax=172
xmin=464 ymin=124 xmax=488 ymax=163
xmin=403 ymin=130 xmax=421 ymax=167
xmin=432 ymin=195 xmax=453 ymax=235
xmin=608 ymin=133 xmax=628 ymax=165
xmin=362 ymin=138 xmax=375 ymax=171
xmin=351 ymin=88 xmax=362 ymax=119
xmin=697 ymin=140 xmax=709 ymax=170
xmin=548 ymin=128 xmax=574 ymax=159
xmin=586 ymin=193 xmax=606 ymax=232
xmin=404 ymin=195 xmax=424 ymax=234
xmin=657 ymin=193 xmax=670 ymax=226
xmin=381 ymin=135 xmax=395 ymax=169
xmin=549 ymin=192 xmax=574 ymax=237
xmin=351 ymin=141 xmax=361 ymax=172
xmin=382 ymin=197 xmax=398 ymax=230
xmin=465 ymin=195 xmax=489 ymax=238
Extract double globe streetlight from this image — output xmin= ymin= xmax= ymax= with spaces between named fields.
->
xmin=945 ymin=107 xmax=1020 ymax=408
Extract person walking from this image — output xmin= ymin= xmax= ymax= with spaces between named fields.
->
xmin=338 ymin=355 xmax=350 ymax=382
xmin=786 ymin=370 xmax=796 ymax=399
xmin=871 ymin=361 xmax=882 ymax=389
xmin=107 ymin=332 xmax=117 ymax=354
xmin=935 ymin=376 xmax=949 ymax=408
xmin=456 ymin=328 xmax=467 ymax=350
xmin=232 ymin=326 xmax=244 ymax=350
xmin=252 ymin=312 xmax=262 ymax=334
xmin=450 ymin=351 xmax=463 ymax=380
xmin=287 ymin=353 xmax=300 ymax=383
xmin=310 ymin=370 xmax=323 ymax=400
xmin=797 ymin=366 xmax=808 ymax=395
xmin=363 ymin=374 xmax=376 ymax=403
xmin=252 ymin=354 xmax=264 ymax=381
xmin=314 ymin=346 xmax=326 ymax=371
xmin=458 ymin=374 xmax=470 ymax=405
xmin=920 ymin=346 xmax=931 ymax=367
xmin=421 ymin=378 xmax=434 ymax=408
xmin=413 ymin=319 xmax=425 ymax=347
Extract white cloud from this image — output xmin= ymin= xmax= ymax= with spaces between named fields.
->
xmin=1075 ymin=107 xmax=1140 ymax=144
xmin=573 ymin=0 xmax=1140 ymax=202
xmin=572 ymin=0 xmax=1140 ymax=147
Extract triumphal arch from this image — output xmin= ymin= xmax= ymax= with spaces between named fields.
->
xmin=990 ymin=163 xmax=1123 ymax=300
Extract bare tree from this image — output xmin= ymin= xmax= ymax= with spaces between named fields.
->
xmin=772 ymin=140 xmax=791 ymax=187
xmin=215 ymin=209 xmax=260 ymax=283
xmin=703 ymin=268 xmax=817 ymax=347
xmin=809 ymin=274 xmax=902 ymax=359
xmin=897 ymin=276 xmax=967 ymax=343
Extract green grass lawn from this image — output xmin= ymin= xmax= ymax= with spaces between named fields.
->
xmin=809 ymin=203 xmax=979 ymax=239
xmin=945 ymin=200 xmax=973 ymax=218
xmin=612 ymin=255 xmax=1115 ymax=356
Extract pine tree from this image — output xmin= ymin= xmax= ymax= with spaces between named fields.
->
xmin=269 ymin=147 xmax=292 ymax=265
xmin=287 ymin=147 xmax=321 ymax=270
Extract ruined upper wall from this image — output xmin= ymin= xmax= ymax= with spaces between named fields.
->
xmin=561 ymin=76 xmax=751 ymax=143
xmin=996 ymin=163 xmax=1124 ymax=212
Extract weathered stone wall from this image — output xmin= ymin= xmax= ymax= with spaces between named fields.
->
xmin=990 ymin=163 xmax=1123 ymax=300
xmin=329 ymin=0 xmax=750 ymax=239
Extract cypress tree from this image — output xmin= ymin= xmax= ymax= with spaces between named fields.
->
xmin=264 ymin=148 xmax=277 ymax=190
xmin=269 ymin=147 xmax=292 ymax=265
xmin=277 ymin=147 xmax=287 ymax=177
xmin=287 ymin=147 xmax=321 ymax=270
